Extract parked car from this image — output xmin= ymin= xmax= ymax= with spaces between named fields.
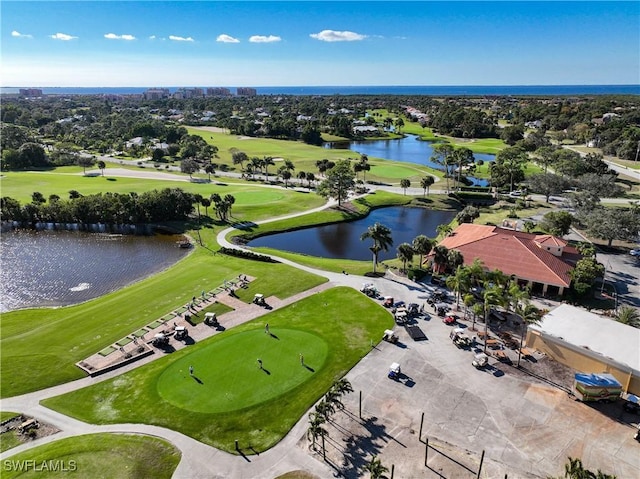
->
xmin=630 ymin=249 xmax=640 ymax=256
xmin=443 ymin=314 xmax=458 ymax=325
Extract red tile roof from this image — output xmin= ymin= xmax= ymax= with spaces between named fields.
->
xmin=431 ymin=224 xmax=580 ymax=287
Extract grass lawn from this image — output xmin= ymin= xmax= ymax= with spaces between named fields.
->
xmin=1 ymin=433 xmax=180 ymax=479
xmin=42 ymin=287 xmax=394 ymax=453
xmin=1 ymin=247 xmax=326 ymax=398
xmin=0 ymin=412 xmax=22 ymax=453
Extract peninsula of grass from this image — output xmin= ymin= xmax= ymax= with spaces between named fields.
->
xmin=1 ymin=433 xmax=180 ymax=479
xmin=42 ymin=287 xmax=394 ymax=453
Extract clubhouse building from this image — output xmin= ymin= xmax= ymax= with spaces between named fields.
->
xmin=428 ymin=224 xmax=582 ymax=296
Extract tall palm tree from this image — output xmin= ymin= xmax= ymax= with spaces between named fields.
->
xmin=463 ymin=293 xmax=475 ymax=321
xmin=516 ymin=301 xmax=542 ymax=366
xmin=615 ymin=305 xmax=640 ymax=328
xmin=411 ymin=235 xmax=432 ymax=268
xmin=467 ymin=258 xmax=486 ymax=287
xmin=446 ymin=266 xmax=471 ymax=308
xmin=507 ymin=281 xmax=530 ymax=313
xmin=447 ymin=249 xmax=464 ymax=272
xmin=262 ymin=156 xmax=275 ymax=182
xmin=431 ymin=143 xmax=454 ymax=192
xmin=471 ymin=302 xmax=484 ymax=332
xmin=436 ymin=223 xmax=453 ymax=238
xmin=432 ymin=245 xmax=449 ymax=274
xmin=360 ymin=222 xmax=393 ymax=273
xmin=483 ymin=284 xmax=504 ymax=353
xmin=297 ymin=171 xmax=307 ymax=186
xmin=396 ymin=242 xmax=415 ymax=273
xmin=420 ymin=175 xmax=435 ymax=197
xmin=332 ymin=378 xmax=354 ymax=397
xmin=400 ymin=178 xmax=411 ymax=195
xmin=366 ymin=455 xmax=389 ymax=479
xmin=306 ymin=412 xmax=326 ymax=451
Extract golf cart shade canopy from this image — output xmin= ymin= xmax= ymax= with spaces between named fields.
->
xmin=574 ymin=373 xmax=622 ymax=388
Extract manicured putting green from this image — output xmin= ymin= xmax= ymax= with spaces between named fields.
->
xmin=157 ymin=328 xmax=327 ymax=414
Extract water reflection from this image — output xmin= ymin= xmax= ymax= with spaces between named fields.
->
xmin=1 ymin=230 xmax=189 ymax=312
xmin=249 ymin=206 xmax=456 ymax=261
xmin=325 ymin=134 xmax=494 ymax=183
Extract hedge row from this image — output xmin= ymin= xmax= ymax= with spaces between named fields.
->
xmin=218 ymin=247 xmax=279 ymax=263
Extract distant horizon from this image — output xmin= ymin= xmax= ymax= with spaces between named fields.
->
xmin=2 ymin=2 xmax=638 ymax=87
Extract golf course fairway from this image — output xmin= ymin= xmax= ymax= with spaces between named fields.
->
xmin=157 ymin=328 xmax=328 ymax=413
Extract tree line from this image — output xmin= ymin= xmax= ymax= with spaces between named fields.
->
xmin=1 ymin=188 xmax=196 ymax=226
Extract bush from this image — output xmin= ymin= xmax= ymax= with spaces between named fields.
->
xmin=218 ymin=247 xmax=279 ymax=263
xmin=408 ymin=268 xmax=428 ymax=281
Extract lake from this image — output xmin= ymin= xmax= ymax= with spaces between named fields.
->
xmin=325 ymin=134 xmax=494 ymax=185
xmin=0 ymin=230 xmax=190 ymax=312
xmin=248 ymin=206 xmax=456 ymax=261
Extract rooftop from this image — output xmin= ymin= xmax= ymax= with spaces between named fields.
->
xmin=530 ymin=303 xmax=640 ymax=375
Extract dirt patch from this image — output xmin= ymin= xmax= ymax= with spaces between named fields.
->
xmin=0 ymin=415 xmax=60 ymax=450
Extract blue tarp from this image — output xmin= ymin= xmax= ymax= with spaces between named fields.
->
xmin=574 ymin=373 xmax=622 ymax=388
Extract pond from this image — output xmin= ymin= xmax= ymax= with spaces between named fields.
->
xmin=248 ymin=206 xmax=456 ymax=261
xmin=0 ymin=230 xmax=190 ymax=312
xmin=325 ymin=134 xmax=494 ymax=186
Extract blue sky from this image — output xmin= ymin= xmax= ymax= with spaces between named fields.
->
xmin=2 ymin=1 xmax=639 ymax=87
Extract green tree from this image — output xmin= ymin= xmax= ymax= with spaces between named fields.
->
xmin=316 ymin=159 xmax=355 ymax=207
xmin=200 ymin=197 xmax=211 ymax=217
xmin=446 ymin=266 xmax=471 ymax=307
xmin=541 ymin=211 xmax=573 ymax=237
xmin=491 ymin=146 xmax=528 ymax=191
xmin=452 ymin=147 xmax=475 ymax=188
xmin=97 ymin=160 xmax=106 ymax=176
xmin=400 ymin=178 xmax=411 ymax=195
xmin=306 ymin=412 xmax=326 ymax=451
xmin=570 ymin=257 xmax=604 ymax=296
xmin=456 ymin=205 xmax=480 ymax=224
xmin=180 ymin=158 xmax=199 ymax=179
xmin=431 ymin=144 xmax=455 ymax=192
xmin=411 ymin=235 xmax=432 ymax=267
xmin=204 ymin=163 xmax=215 ymax=181
xmin=420 ymin=175 xmax=435 ymax=196
xmin=231 ymin=149 xmax=248 ymax=170
xmin=447 ymin=248 xmax=464 ymax=272
xmin=515 ymin=300 xmax=541 ymax=367
xmin=262 ymin=156 xmax=275 ymax=182
xmin=77 ymin=156 xmax=96 ymax=176
xmin=396 ymin=242 xmax=415 ymax=273
xmin=584 ymin=206 xmax=640 ymax=247
xmin=527 ymin=173 xmax=569 ymax=202
xmin=360 ymin=222 xmax=393 ymax=273
xmin=366 ymin=455 xmax=389 ymax=479
xmin=436 ymin=223 xmax=453 ymax=238
xmin=482 ymin=284 xmax=505 ymax=353
xmin=432 ymin=244 xmax=449 ymax=274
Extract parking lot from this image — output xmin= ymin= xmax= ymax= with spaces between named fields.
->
xmin=312 ymin=276 xmax=640 ymax=478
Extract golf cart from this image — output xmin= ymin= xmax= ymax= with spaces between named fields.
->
xmin=174 ymin=325 xmax=188 ymax=341
xmin=388 ymin=362 xmax=401 ymax=380
xmin=407 ymin=303 xmax=420 ymax=317
xmin=204 ymin=312 xmax=218 ymax=326
xmin=443 ymin=314 xmax=458 ymax=325
xmin=394 ymin=308 xmax=408 ymax=325
xmin=152 ymin=333 xmax=169 ymax=347
xmin=383 ymin=329 xmax=399 ymax=344
xmin=450 ymin=327 xmax=472 ymax=348
xmin=253 ymin=293 xmax=266 ymax=306
xmin=472 ymin=353 xmax=489 ymax=369
xmin=361 ymin=283 xmax=379 ymax=298
xmin=383 ymin=296 xmax=394 ymax=308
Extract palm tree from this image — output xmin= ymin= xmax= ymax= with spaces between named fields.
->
xmin=420 ymin=175 xmax=435 ymax=197
xmin=332 ymin=378 xmax=354 ymax=397
xmin=616 ymin=305 xmax=640 ymax=328
xmin=483 ymin=284 xmax=504 ymax=353
xmin=204 ymin=163 xmax=215 ymax=181
xmin=306 ymin=172 xmax=315 ymax=190
xmin=315 ymin=399 xmax=336 ymax=420
xmin=436 ymin=223 xmax=453 ymax=238
xmin=394 ymin=117 xmax=404 ymax=134
xmin=399 ymin=178 xmax=410 ymax=195
xmin=432 ymin=245 xmax=449 ymax=274
xmin=297 ymin=171 xmax=307 ymax=186
xmin=306 ymin=412 xmax=326 ymax=451
xmin=447 ymin=249 xmax=464 ymax=272
xmin=446 ymin=266 xmax=471 ymax=308
xmin=97 ymin=160 xmax=106 ymax=176
xmin=366 ymin=455 xmax=389 ymax=479
xmin=411 ymin=235 xmax=432 ymax=268
xmin=467 ymin=258 xmax=486 ymax=287
xmin=200 ymin=197 xmax=211 ymax=217
xmin=516 ymin=300 xmax=542 ymax=366
xmin=431 ymin=143 xmax=454 ymax=192
xmin=396 ymin=242 xmax=415 ymax=273
xmin=262 ymin=156 xmax=275 ymax=182
xmin=470 ymin=302 xmax=484 ymax=332
xmin=507 ymin=281 xmax=530 ymax=313
xmin=360 ymin=222 xmax=393 ymax=274
xmin=324 ymin=389 xmax=344 ymax=411
xmin=463 ymin=293 xmax=475 ymax=321
xmin=279 ymin=168 xmax=292 ymax=188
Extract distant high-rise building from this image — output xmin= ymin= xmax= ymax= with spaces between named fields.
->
xmin=236 ymin=87 xmax=257 ymax=97
xmin=19 ymin=88 xmax=43 ymax=98
xmin=143 ymin=88 xmax=170 ymax=100
xmin=206 ymin=87 xmax=231 ymax=97
xmin=173 ymin=87 xmax=204 ymax=99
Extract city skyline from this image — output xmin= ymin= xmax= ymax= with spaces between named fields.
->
xmin=2 ymin=1 xmax=639 ymax=87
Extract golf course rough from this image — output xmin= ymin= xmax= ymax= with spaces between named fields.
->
xmin=157 ymin=328 xmax=328 ymax=413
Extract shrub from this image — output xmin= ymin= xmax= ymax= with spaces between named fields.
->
xmin=218 ymin=247 xmax=279 ymax=263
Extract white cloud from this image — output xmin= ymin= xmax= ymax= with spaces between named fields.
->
xmin=104 ymin=33 xmax=136 ymax=41
xmin=217 ymin=34 xmax=240 ymax=43
xmin=50 ymin=32 xmax=78 ymax=41
xmin=11 ymin=30 xmax=33 ymax=39
xmin=149 ymin=35 xmax=156 ymax=40
xmin=310 ymin=30 xmax=367 ymax=42
xmin=249 ymin=35 xmax=281 ymax=43
xmin=169 ymin=35 xmax=194 ymax=42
